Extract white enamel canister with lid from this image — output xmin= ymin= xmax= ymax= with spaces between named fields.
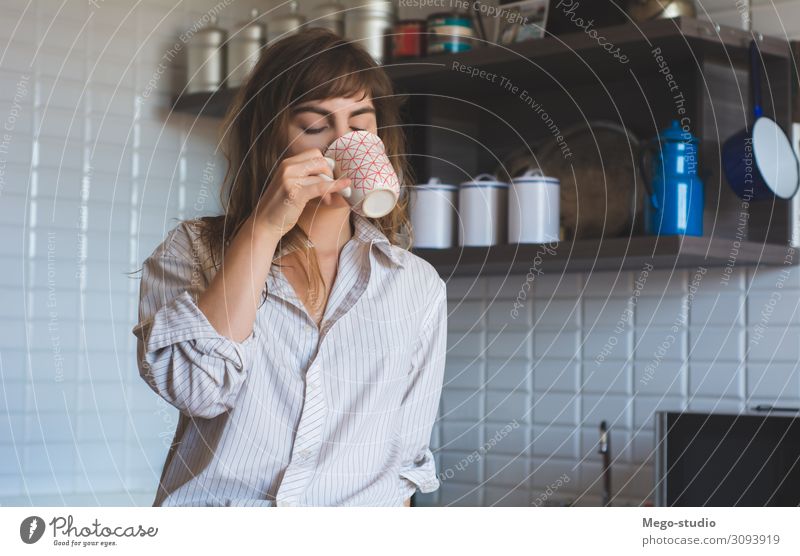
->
xmin=509 ymin=168 xmax=560 ymax=243
xmin=458 ymin=173 xmax=509 ymax=246
xmin=410 ymin=177 xmax=457 ymax=248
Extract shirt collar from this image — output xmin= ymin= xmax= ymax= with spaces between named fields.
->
xmin=351 ymin=213 xmax=406 ymax=269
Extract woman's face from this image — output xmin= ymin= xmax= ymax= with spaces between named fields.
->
xmin=285 ymin=92 xmax=378 ymax=157
xmin=284 ymin=92 xmax=378 ymax=213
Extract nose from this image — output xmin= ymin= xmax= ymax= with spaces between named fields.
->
xmin=332 ymin=117 xmax=351 ymax=141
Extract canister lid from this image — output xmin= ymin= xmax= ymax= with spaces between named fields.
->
xmin=314 ymin=1 xmax=345 ymax=20
xmin=234 ymin=9 xmax=266 ymax=41
xmin=460 ymin=173 xmax=508 ymax=187
xmin=417 ymin=177 xmax=457 ymax=191
xmin=353 ymin=0 xmax=397 ymax=16
xmin=511 ymin=167 xmax=560 ymax=184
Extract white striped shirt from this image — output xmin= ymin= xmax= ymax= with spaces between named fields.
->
xmin=132 ymin=213 xmax=447 ymax=506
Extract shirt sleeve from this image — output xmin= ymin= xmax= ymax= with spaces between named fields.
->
xmin=132 ymin=221 xmax=258 ymax=419
xmin=398 ymin=278 xmax=448 ymax=497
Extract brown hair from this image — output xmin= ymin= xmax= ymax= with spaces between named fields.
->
xmin=198 ymin=28 xmax=413 ymax=313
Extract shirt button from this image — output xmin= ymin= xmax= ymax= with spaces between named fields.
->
xmin=298 ymin=449 xmax=311 ymax=460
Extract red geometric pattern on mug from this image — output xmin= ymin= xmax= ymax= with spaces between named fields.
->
xmin=327 ymin=131 xmax=400 ymax=194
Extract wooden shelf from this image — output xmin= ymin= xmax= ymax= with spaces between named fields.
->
xmin=170 ymin=17 xmax=797 ymax=275
xmin=411 ymin=236 xmax=795 ymax=277
xmin=383 ymin=16 xmax=791 ymax=95
xmin=172 ymin=17 xmax=791 ymax=116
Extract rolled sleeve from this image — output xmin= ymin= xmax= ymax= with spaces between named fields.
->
xmin=398 ymin=279 xmax=447 ymax=496
xmin=132 ymin=221 xmax=258 ymax=419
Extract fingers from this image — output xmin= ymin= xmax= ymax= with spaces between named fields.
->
xmin=282 ymin=149 xmax=334 ymax=180
xmin=310 ymin=176 xmax=352 ymax=205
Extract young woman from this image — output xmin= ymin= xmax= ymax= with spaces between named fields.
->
xmin=132 ymin=28 xmax=447 ymax=506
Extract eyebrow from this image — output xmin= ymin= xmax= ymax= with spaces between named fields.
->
xmin=290 ymin=105 xmax=376 ymax=118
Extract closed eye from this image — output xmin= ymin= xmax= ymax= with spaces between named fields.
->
xmin=303 ymin=126 xmax=365 ymax=135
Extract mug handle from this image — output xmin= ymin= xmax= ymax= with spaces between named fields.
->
xmin=317 ymin=156 xmax=351 ymax=198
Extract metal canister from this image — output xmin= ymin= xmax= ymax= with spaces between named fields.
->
xmin=312 ymin=1 xmax=345 ymax=37
xmin=186 ymin=15 xmax=227 ymax=94
xmin=226 ymin=9 xmax=265 ymax=89
xmin=391 ymin=19 xmax=426 ymax=60
xmin=345 ymin=0 xmax=396 ymax=64
xmin=267 ymin=0 xmax=306 ymax=45
xmin=426 ymin=11 xmax=474 ymax=55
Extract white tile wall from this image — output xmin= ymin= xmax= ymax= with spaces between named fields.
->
xmin=2 ymin=0 xmax=800 ymax=508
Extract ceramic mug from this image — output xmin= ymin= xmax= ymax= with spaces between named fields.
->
xmin=317 ymin=130 xmax=400 ymax=218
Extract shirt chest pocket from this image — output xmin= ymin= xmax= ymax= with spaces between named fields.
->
xmin=327 ymin=309 xmax=415 ymax=387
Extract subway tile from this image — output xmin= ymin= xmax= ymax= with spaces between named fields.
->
xmin=534 ymin=329 xmax=578 ymax=359
xmin=634 ymin=326 xmax=687 ymax=361
xmin=631 ymin=428 xmax=657 ymax=463
xmin=689 ymin=326 xmax=744 ymax=361
xmin=484 ymin=454 xmax=529 ymax=487
xmin=485 ymin=390 xmax=530 ymax=424
xmin=580 ymin=426 xmax=632 ymax=463
xmin=532 ymin=424 xmax=580 ymax=459
xmin=0 ymin=413 xmax=26 ymax=448
xmin=634 ymin=361 xmax=685 ymax=396
xmin=746 ymin=324 xmax=800 ymax=362
xmin=746 ymin=362 xmax=800 ymax=400
xmin=530 ymin=457 xmax=575 ymax=489
xmin=532 ymin=273 xmax=580 ymax=298
xmin=23 ymin=441 xmax=76 ymax=475
xmin=35 ymin=47 xmax=86 ymax=80
xmin=487 ymin=329 xmax=531 ymax=359
xmin=25 ymin=380 xmax=77 ymax=413
xmin=75 ymin=408 xmax=128 ymax=442
xmin=0 ymin=349 xmax=29 ymax=382
xmin=0 ymin=195 xmax=30 ymax=227
xmin=637 ymin=269 xmax=687 ymax=296
xmin=690 ymin=292 xmax=745 ymax=326
xmin=582 ymin=360 xmax=631 ymax=395
xmin=636 ymin=295 xmax=688 ymax=327
xmin=633 ymin=395 xmax=686 ymax=429
xmin=689 ymin=361 xmax=744 ymax=399
xmin=584 ymin=297 xmax=633 ymax=327
xmin=444 ymin=356 xmax=483 ymax=390
xmin=0 ymin=9 xmax=37 ymax=45
xmin=447 ymin=299 xmax=484 ymax=331
xmin=487 ymin=296 xmax=530 ymax=330
xmin=485 ymin=419 xmax=528 ymax=451
xmin=484 ymin=485 xmax=530 ymax=506
xmin=534 ymin=358 xmax=579 ymax=393
xmin=749 ymin=264 xmax=800 ymax=291
xmin=0 ymin=381 xmax=27 ymax=413
xmin=487 ymin=274 xmax=527 ymax=299
xmin=0 ymin=163 xmax=32 ymax=197
xmin=438 ymin=482 xmax=481 ymax=506
xmin=438 ymin=450 xmax=481 ymax=484
xmin=687 ymin=397 xmax=744 ymax=414
xmin=3 ymin=131 xmax=33 ymax=166
xmin=440 ymin=421 xmax=482 ymax=452
xmin=582 ymin=326 xmax=633 ymax=363
xmin=581 ymin=271 xmax=632 ymax=297
xmin=533 ymin=392 xmax=579 ymax=426
xmin=747 ymin=292 xmax=800 ymax=325
xmin=534 ymin=297 xmax=580 ymax=327
xmin=440 ymin=389 xmax=481 ymax=422
xmin=487 ymin=357 xmax=531 ymax=391
xmin=581 ymin=393 xmax=632 ymax=430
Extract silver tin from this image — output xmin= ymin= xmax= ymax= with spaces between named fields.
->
xmin=186 ymin=15 xmax=227 ymax=94
xmin=227 ymin=9 xmax=265 ymax=88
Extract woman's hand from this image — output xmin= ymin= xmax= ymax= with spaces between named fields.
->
xmin=253 ymin=148 xmax=352 ymax=237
